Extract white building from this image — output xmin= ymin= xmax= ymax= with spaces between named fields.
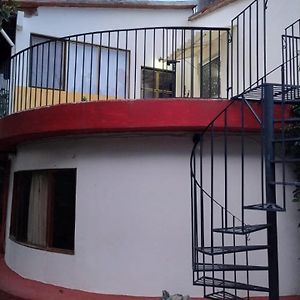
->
xmin=0 ymin=0 xmax=299 ymax=299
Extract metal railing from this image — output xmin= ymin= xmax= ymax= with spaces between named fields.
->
xmin=229 ymin=0 xmax=268 ymax=98
xmin=283 ymin=19 xmax=300 ymax=99
xmin=190 ymin=95 xmax=266 ymax=298
xmin=190 ymin=27 xmax=300 ymax=295
xmin=0 ymin=26 xmax=230 ymax=115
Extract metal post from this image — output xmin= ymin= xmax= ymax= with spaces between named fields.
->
xmin=263 ymin=83 xmax=279 ymax=300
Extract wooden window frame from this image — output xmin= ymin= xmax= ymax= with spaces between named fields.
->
xmin=9 ymin=168 xmax=76 ymax=255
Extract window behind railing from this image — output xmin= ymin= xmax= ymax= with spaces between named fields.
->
xmin=202 ymin=56 xmax=220 ymax=98
xmin=141 ymin=67 xmax=176 ymax=98
xmin=30 ymin=35 xmax=65 ymax=90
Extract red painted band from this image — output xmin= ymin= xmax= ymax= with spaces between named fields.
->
xmin=0 ymin=99 xmax=288 ymax=151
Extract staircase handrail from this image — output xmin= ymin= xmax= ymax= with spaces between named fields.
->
xmin=233 ymin=47 xmax=300 ymax=100
xmin=191 ymin=171 xmax=244 ymax=225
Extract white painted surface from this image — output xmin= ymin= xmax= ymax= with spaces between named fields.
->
xmin=15 ymin=7 xmax=191 ymax=53
xmin=4 ymin=135 xmax=300 ymax=296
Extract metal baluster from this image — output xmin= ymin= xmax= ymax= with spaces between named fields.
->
xmin=52 ymin=40 xmax=57 ymax=105
xmin=89 ymin=33 xmax=94 ymax=101
xmin=190 ymin=29 xmax=194 ymax=98
xmin=73 ymin=36 xmax=78 ymax=103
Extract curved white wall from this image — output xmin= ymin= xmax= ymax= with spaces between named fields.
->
xmin=4 ymin=134 xmax=300 ymax=296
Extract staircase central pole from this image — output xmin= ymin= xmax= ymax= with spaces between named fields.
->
xmin=263 ymin=83 xmax=279 ymax=300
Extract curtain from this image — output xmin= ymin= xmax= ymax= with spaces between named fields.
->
xmin=27 ymin=173 xmax=49 ymax=246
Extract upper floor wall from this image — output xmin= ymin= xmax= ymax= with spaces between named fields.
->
xmin=14 ymin=6 xmax=192 ymax=53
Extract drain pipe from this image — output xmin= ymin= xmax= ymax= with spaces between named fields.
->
xmin=0 ymin=28 xmax=15 ymax=53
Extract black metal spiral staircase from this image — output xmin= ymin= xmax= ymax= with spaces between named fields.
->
xmin=190 ymin=2 xmax=300 ymax=299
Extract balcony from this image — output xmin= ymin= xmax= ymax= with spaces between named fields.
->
xmin=0 ymin=26 xmax=230 ymax=116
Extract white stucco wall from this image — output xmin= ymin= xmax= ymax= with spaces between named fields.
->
xmin=15 ymin=7 xmax=191 ymax=53
xmin=4 ymin=134 xmax=300 ymax=297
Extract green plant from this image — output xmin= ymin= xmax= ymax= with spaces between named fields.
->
xmin=0 ymin=0 xmax=17 ymax=30
xmin=0 ymin=88 xmax=9 ymax=116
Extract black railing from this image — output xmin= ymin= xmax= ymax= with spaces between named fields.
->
xmin=190 ymin=34 xmax=300 ymax=296
xmin=283 ymin=19 xmax=300 ymax=99
xmin=190 ymin=96 xmax=268 ymax=298
xmin=189 ymin=3 xmax=300 ymax=299
xmin=1 ymin=26 xmax=230 ymax=115
xmin=229 ymin=0 xmax=268 ymax=98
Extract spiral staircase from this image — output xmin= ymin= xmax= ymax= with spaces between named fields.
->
xmin=190 ymin=1 xmax=300 ymax=299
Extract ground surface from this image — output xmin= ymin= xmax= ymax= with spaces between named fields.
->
xmin=0 ymin=290 xmax=24 ymax=300
xmin=1 ymin=255 xmax=300 ymax=300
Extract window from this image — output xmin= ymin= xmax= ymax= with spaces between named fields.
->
xmin=30 ymin=35 xmax=65 ymax=90
xmin=202 ymin=57 xmax=220 ymax=98
xmin=67 ymin=43 xmax=130 ymax=98
xmin=141 ymin=67 xmax=176 ymax=98
xmin=10 ymin=169 xmax=76 ymax=253
xmin=30 ymin=34 xmax=130 ymax=98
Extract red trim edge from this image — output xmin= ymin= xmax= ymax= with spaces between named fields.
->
xmin=0 ymin=99 xmax=287 ymax=151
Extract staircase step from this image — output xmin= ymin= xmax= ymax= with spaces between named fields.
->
xmin=194 ymin=276 xmax=269 ymax=292
xmin=273 ymin=137 xmax=300 ymax=143
xmin=274 ymin=117 xmax=300 ymax=123
xmin=274 ymin=99 xmax=300 ymax=104
xmin=272 ymin=158 xmax=300 ymax=163
xmin=205 ymin=291 xmax=243 ymax=300
xmin=244 ymin=203 xmax=285 ymax=212
xmin=197 ymin=245 xmax=268 ymax=255
xmin=270 ymin=181 xmax=300 ymax=187
xmin=194 ymin=263 xmax=268 ymax=272
xmin=213 ymin=224 xmax=268 ymax=235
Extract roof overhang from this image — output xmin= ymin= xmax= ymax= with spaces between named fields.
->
xmin=189 ymin=0 xmax=239 ymax=21
xmin=16 ymin=0 xmax=197 ymax=9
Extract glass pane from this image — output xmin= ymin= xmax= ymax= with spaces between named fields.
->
xmin=68 ymin=44 xmax=129 ymax=98
xmin=31 ymin=35 xmax=64 ymax=89
xmin=202 ymin=57 xmax=220 ymax=98
xmin=141 ymin=67 xmax=175 ymax=98
xmin=52 ymin=169 xmax=76 ymax=251
xmin=10 ymin=172 xmax=31 ymax=243
xmin=99 ymin=47 xmax=128 ymax=98
xmin=158 ymin=71 xmax=175 ymax=92
xmin=67 ymin=42 xmax=99 ymax=96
